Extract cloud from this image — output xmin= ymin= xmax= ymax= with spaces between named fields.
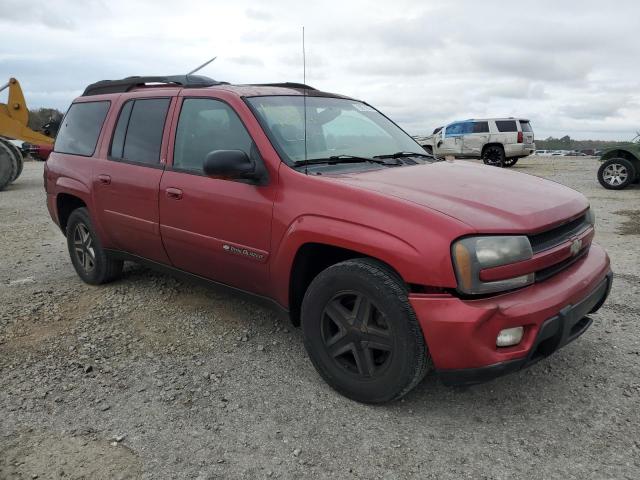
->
xmin=2 ymin=0 xmax=640 ymax=139
xmin=561 ymin=95 xmax=636 ymax=120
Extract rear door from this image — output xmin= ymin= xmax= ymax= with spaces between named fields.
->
xmin=158 ymin=95 xmax=276 ymax=296
xmin=92 ymin=93 xmax=175 ymax=264
xmin=461 ymin=121 xmax=490 ymax=156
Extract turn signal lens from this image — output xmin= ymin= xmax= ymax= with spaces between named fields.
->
xmin=497 ymin=327 xmax=524 ymax=347
xmin=453 ymin=242 xmax=472 ymax=291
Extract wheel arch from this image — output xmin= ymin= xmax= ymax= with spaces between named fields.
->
xmin=600 ymin=149 xmax=640 ymax=173
xmin=481 ymin=142 xmax=505 ymax=156
xmin=287 ymin=243 xmax=406 ymax=326
xmin=272 ymin=215 xmax=432 ymax=326
xmin=56 ymin=193 xmax=87 ymax=234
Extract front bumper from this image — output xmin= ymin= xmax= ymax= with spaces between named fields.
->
xmin=409 ymin=243 xmax=611 ymax=385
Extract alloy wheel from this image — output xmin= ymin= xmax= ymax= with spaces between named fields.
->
xmin=602 ymin=163 xmax=628 ymax=186
xmin=73 ymin=223 xmax=96 ymax=272
xmin=320 ymin=291 xmax=393 ymax=378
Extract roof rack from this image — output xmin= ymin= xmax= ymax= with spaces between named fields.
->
xmin=249 ymin=82 xmax=316 ymax=90
xmin=82 ymin=75 xmax=227 ymax=96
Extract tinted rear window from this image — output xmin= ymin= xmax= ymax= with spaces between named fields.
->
xmin=55 ymin=101 xmax=110 ymax=156
xmin=473 ymin=121 xmax=489 ymax=133
xmin=495 ymin=120 xmax=518 ymax=132
xmin=109 ymin=98 xmax=170 ymax=165
xmin=520 ymin=121 xmax=533 ymax=132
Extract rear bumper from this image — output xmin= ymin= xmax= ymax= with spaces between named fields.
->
xmin=409 ymin=243 xmax=611 ymax=384
xmin=505 ymin=143 xmax=535 ymax=158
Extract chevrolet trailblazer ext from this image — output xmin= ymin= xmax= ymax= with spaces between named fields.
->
xmin=45 ymin=75 xmax=612 ymax=403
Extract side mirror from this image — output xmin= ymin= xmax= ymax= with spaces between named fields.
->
xmin=203 ymin=150 xmax=257 ymax=180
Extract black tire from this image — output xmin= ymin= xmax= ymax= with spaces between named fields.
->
xmin=301 ymin=258 xmax=430 ymax=403
xmin=66 ymin=208 xmax=123 ymax=285
xmin=0 ymin=139 xmax=24 ymax=182
xmin=502 ymin=158 xmax=518 ymax=168
xmin=598 ymin=158 xmax=636 ymax=190
xmin=0 ymin=141 xmax=18 ymax=191
xmin=482 ymin=145 xmax=505 ymax=167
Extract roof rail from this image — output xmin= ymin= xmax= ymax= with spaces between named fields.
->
xmin=82 ymin=75 xmax=226 ymax=96
xmin=249 ymin=82 xmax=316 ymax=90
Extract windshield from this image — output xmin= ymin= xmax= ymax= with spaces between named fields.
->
xmin=246 ymin=96 xmax=425 ymax=164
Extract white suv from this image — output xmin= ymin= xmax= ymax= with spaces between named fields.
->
xmin=418 ymin=118 xmax=535 ymax=167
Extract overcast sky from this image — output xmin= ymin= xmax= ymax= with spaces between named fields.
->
xmin=1 ymin=0 xmax=639 ymax=140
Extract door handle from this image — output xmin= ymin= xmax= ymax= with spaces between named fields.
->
xmin=97 ymin=174 xmax=111 ymax=185
xmin=166 ymin=187 xmax=183 ymax=200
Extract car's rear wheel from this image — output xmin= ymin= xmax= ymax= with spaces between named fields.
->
xmin=66 ymin=208 xmax=123 ymax=284
xmin=502 ymin=158 xmax=518 ymax=168
xmin=598 ymin=157 xmax=636 ymax=190
xmin=301 ymin=258 xmax=430 ymax=403
xmin=482 ymin=145 xmax=505 ymax=167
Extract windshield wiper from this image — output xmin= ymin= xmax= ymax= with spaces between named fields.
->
xmin=374 ymin=151 xmax=432 ymax=159
xmin=294 ymin=155 xmax=400 ymax=167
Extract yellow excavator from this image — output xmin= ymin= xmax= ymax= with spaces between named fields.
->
xmin=0 ymin=77 xmax=55 ymax=190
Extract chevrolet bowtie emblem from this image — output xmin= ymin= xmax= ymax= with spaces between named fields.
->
xmin=570 ymin=238 xmax=582 ymax=256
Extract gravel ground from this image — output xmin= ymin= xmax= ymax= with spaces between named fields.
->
xmin=1 ymin=156 xmax=639 ymax=480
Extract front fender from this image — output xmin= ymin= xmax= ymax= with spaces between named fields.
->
xmin=270 ymin=214 xmax=438 ymax=307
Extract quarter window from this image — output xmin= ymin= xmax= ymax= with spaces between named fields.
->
xmin=495 ymin=120 xmax=518 ymax=132
xmin=173 ymin=98 xmax=254 ymax=172
xmin=109 ymin=98 xmax=170 ymax=165
xmin=473 ymin=121 xmax=489 ymax=133
xmin=55 ymin=101 xmax=110 ymax=156
xmin=520 ymin=121 xmax=533 ymax=132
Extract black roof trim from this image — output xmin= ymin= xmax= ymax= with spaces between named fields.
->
xmin=248 ymin=82 xmax=316 ymax=90
xmin=82 ymin=75 xmax=227 ymax=96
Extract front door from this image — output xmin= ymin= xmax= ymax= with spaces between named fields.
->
xmin=92 ymin=96 xmax=174 ymax=264
xmin=437 ymin=122 xmax=464 ymax=156
xmin=158 ymin=97 xmax=275 ymax=296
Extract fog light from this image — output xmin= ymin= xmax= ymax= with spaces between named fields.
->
xmin=496 ymin=327 xmax=524 ymax=347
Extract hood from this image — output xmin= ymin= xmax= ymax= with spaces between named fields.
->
xmin=330 ymin=160 xmax=588 ymax=233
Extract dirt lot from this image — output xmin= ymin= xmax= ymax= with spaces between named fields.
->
xmin=1 ymin=156 xmax=639 ymax=479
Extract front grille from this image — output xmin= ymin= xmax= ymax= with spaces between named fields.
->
xmin=529 ymin=214 xmax=589 ymax=253
xmin=534 ymin=247 xmax=589 ymax=282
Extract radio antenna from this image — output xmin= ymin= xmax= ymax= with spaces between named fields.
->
xmin=187 ymin=56 xmax=217 ymax=76
xmin=302 ymin=26 xmax=309 ymax=175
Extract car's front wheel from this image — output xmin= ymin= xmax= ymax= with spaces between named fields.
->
xmin=301 ymin=258 xmax=430 ymax=403
xmin=66 ymin=208 xmax=123 ymax=284
xmin=598 ymin=157 xmax=636 ymax=190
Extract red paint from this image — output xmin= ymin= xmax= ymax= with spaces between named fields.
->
xmin=45 ymin=84 xmax=611 ymax=372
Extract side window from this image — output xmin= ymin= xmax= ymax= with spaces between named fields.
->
xmin=473 ymin=121 xmax=489 ymax=133
xmin=460 ymin=122 xmax=474 ymax=134
xmin=495 ymin=120 xmax=517 ymax=132
xmin=109 ymin=98 xmax=170 ymax=165
xmin=55 ymin=101 xmax=110 ymax=156
xmin=445 ymin=123 xmax=462 ymax=136
xmin=173 ymin=98 xmax=254 ymax=172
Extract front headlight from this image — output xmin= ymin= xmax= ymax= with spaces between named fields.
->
xmin=452 ymin=236 xmax=534 ymax=295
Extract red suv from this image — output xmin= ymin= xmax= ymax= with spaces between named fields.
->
xmin=45 ymin=75 xmax=612 ymax=403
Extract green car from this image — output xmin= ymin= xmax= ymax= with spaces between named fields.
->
xmin=598 ymin=137 xmax=640 ymax=189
